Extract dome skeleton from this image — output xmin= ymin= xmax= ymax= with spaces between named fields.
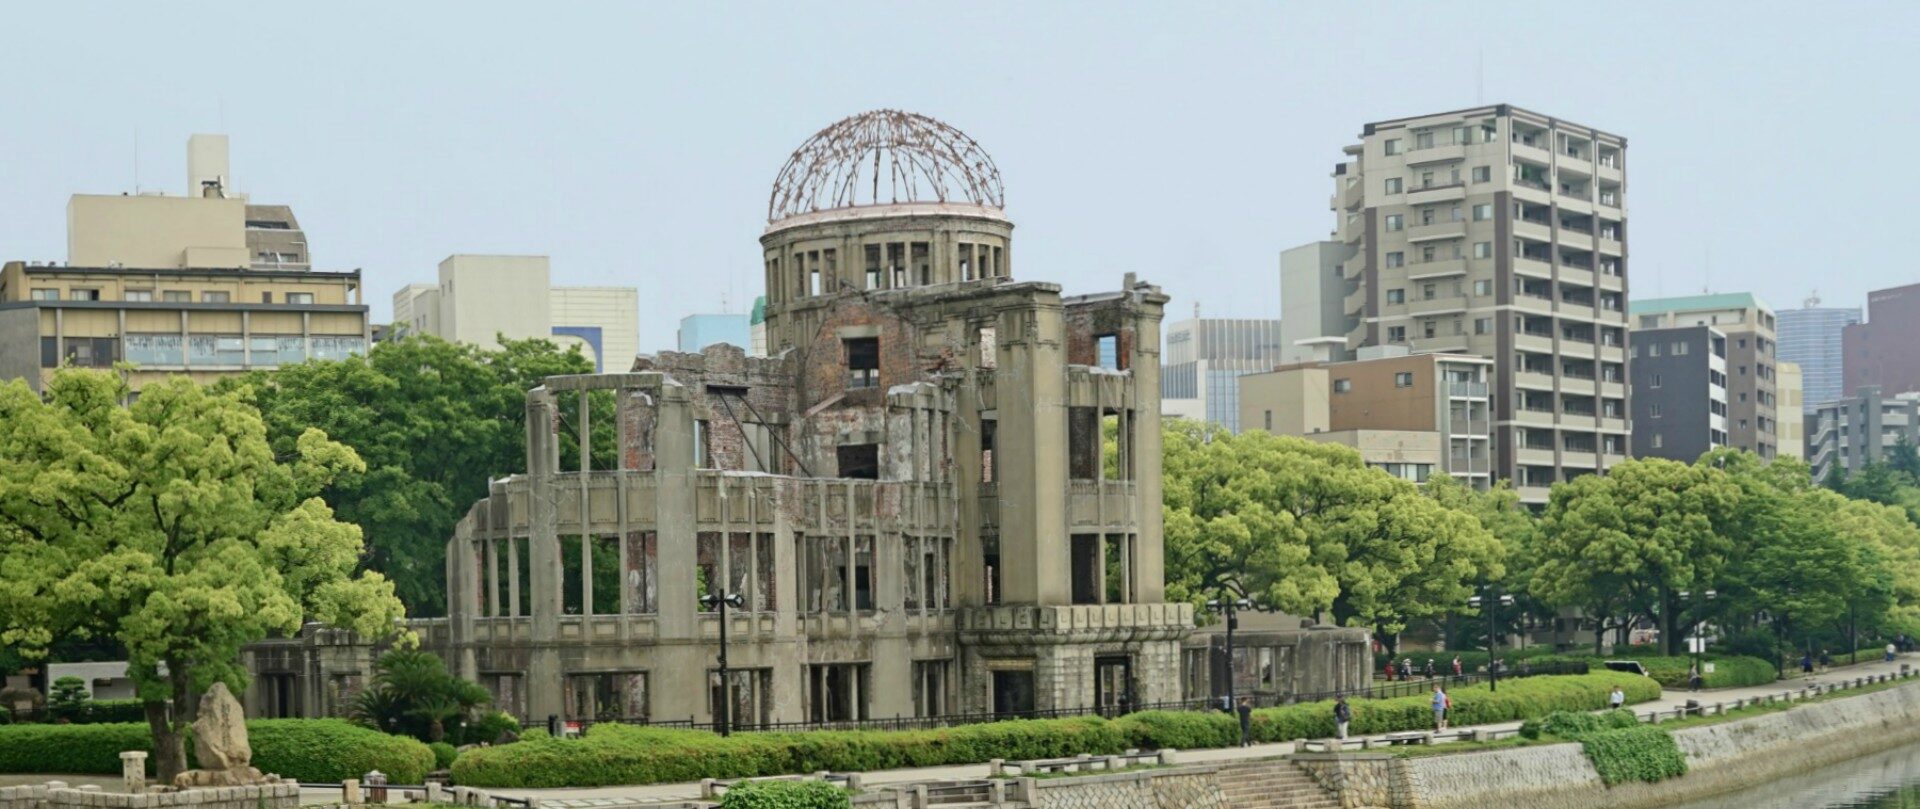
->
xmin=768 ymin=110 xmax=1005 ymax=223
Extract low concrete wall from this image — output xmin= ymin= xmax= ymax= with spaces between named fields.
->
xmin=1397 ymin=681 xmax=1920 ymax=809
xmin=0 ymin=785 xmax=48 ymax=809
xmin=1027 ymin=765 xmax=1230 ymax=809
xmin=0 ymin=783 xmax=299 ymax=809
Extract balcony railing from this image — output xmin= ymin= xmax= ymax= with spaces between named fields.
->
xmin=1448 ymin=381 xmax=1489 ymax=397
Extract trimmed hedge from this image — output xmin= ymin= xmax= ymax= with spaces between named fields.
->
xmin=1379 ymin=649 xmax=1778 ymax=689
xmin=452 ymin=671 xmax=1660 ymax=788
xmin=1581 ymin=725 xmax=1687 ymax=785
xmin=0 ymin=719 xmax=434 ymax=783
xmin=1518 ymin=709 xmax=1639 ymax=740
xmin=719 ymin=780 xmax=851 ymax=809
xmin=430 ymin=741 xmax=459 ymax=770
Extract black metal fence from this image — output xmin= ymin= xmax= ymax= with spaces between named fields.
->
xmin=556 ymin=660 xmax=1588 ymax=736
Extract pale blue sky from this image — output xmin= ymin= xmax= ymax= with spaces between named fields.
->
xmin=2 ymin=2 xmax=1914 ymax=350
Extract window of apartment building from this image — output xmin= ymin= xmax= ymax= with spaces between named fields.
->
xmin=1651 ymin=403 xmax=1662 ymax=418
xmin=1386 ymin=288 xmax=1405 ymax=304
xmin=1450 ymin=204 xmax=1463 ymax=222
xmin=261 ymin=292 xmax=273 ymax=303
xmin=1420 ymin=208 xmax=1435 ymax=226
xmin=1473 ymin=279 xmax=1493 ymax=296
xmin=1422 ymin=283 xmax=1437 ymax=300
xmin=1415 ymin=131 xmax=1434 ymax=149
xmin=1385 ymin=252 xmax=1405 ymax=268
xmin=1423 ymin=321 xmax=1437 ymax=339
xmin=1334 ymin=379 xmax=1352 ymax=393
xmin=1452 ymin=318 xmax=1464 ymax=335
xmin=1384 ymin=138 xmax=1402 ymax=156
xmin=1481 ymin=122 xmax=1498 ymax=142
xmin=1650 ymin=374 xmax=1662 ymax=388
xmin=1387 ymin=326 xmax=1406 ymax=342
xmin=1454 ymin=126 xmax=1473 ymax=145
xmin=1472 ymin=203 xmax=1493 ymax=221
xmin=1264 ymin=410 xmax=1273 ymax=432
xmin=1738 ymin=365 xmax=1747 ymax=376
xmin=1475 ymin=317 xmax=1492 ymax=335
xmin=201 ymin=291 xmax=230 ymax=303
xmin=1649 ymin=343 xmax=1662 ymax=357
xmin=1653 ymin=433 xmax=1664 ymax=449
xmin=1472 ymin=166 xmax=1492 ymax=183
xmin=1395 ymin=372 xmax=1414 ymax=388
xmin=1421 ymin=245 xmax=1437 ymax=262
xmin=125 ymin=290 xmax=152 ymax=302
xmin=286 ymin=292 xmax=314 ymax=305
xmin=1739 ymin=392 xmax=1748 ymax=403
xmin=30 ymin=288 xmax=60 ymax=301
xmin=1385 ymin=214 xmax=1404 ymax=231
xmin=161 ymin=291 xmax=191 ymax=302
xmin=1450 ymin=168 xmax=1461 ymax=185
xmin=1420 ymin=171 xmax=1435 ymax=188
xmin=1385 ymin=177 xmax=1402 ymax=194
xmin=845 ymin=337 xmax=879 ymax=388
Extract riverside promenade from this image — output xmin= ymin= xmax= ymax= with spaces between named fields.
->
xmin=478 ymin=653 xmax=1914 ymax=804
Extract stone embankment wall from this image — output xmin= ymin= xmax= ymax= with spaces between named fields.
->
xmin=0 ymin=783 xmax=299 ymax=809
xmin=1027 ymin=767 xmax=1229 ymax=809
xmin=1395 ymin=682 xmax=1920 ymax=809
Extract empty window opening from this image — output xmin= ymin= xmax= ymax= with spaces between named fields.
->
xmin=624 ymin=530 xmax=659 ymax=614
xmin=959 ymin=244 xmax=975 ymax=281
xmin=980 ymin=417 xmax=997 ymax=484
xmin=709 ymin=668 xmax=772 ymax=729
xmin=837 ymin=443 xmax=879 ymax=480
xmin=846 ymin=337 xmax=879 ymax=388
xmin=1069 ymin=407 xmax=1099 ymax=480
xmin=977 ymin=326 xmax=997 ymax=369
xmin=1095 ymin=334 xmax=1121 ymax=370
xmin=566 ymin=672 xmax=648 ymax=722
xmin=912 ymin=660 xmax=950 ymax=717
xmin=983 ymin=533 xmax=1002 ymax=605
xmin=992 ymin=669 xmax=1035 ymax=717
xmin=903 ymin=535 xmax=951 ymax=611
xmin=990 ymin=246 xmax=1003 ymax=278
xmin=809 ymin=663 xmax=869 ymax=722
xmin=865 ymin=245 xmax=883 ymax=290
xmin=1104 ymin=534 xmax=1134 ymax=604
xmin=1071 ymin=533 xmax=1103 ymax=605
xmin=561 ymin=534 xmax=622 ymax=616
xmin=912 ymin=242 xmax=930 ymax=285
xmin=808 ymin=252 xmax=822 ymax=296
xmin=886 ymin=243 xmax=905 ymax=289
xmin=1101 ymin=410 xmax=1131 ymax=479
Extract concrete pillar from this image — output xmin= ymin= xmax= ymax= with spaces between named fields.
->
xmin=526 ymin=387 xmax=565 ymax=722
xmin=652 ymin=381 xmax=703 ymax=720
xmin=119 ymin=751 xmax=147 ymax=794
xmin=994 ymin=295 xmax=1068 ymax=604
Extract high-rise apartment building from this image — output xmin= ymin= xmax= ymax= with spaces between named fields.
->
xmin=390 ymin=256 xmax=640 ymax=372
xmin=1808 ymin=386 xmax=1920 ymax=482
xmin=1630 ymin=293 xmax=1779 ymax=459
xmin=1279 ymin=241 xmax=1356 ymax=363
xmin=1629 ymin=325 xmax=1730 ymax=462
xmin=1160 ymin=317 xmax=1285 ymax=432
xmin=1778 ymin=297 xmax=1860 ymax=411
xmin=1844 ymin=282 xmax=1920 ymax=399
xmin=1777 ymin=361 xmax=1805 ymax=459
xmin=1300 ymin=105 xmax=1629 ymax=501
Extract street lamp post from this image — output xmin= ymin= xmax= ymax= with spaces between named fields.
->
xmin=1205 ymin=597 xmax=1271 ymax=709
xmin=700 ymin=590 xmax=746 ymax=736
xmin=1678 ymin=590 xmax=1717 ymax=690
xmin=1467 ymin=590 xmax=1515 ymax=692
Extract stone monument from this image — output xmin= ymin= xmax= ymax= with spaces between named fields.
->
xmin=172 ymin=682 xmax=267 ymax=788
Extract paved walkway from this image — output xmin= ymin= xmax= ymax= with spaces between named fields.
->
xmin=466 ymin=653 xmax=1915 ymax=804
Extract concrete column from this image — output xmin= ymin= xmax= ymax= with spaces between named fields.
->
xmin=995 ymin=294 xmax=1068 ymax=605
xmin=1129 ymin=297 xmax=1168 ymax=603
xmin=652 ymin=381 xmax=704 ymax=720
xmin=507 ymin=537 xmax=521 ymax=618
xmin=526 ymin=388 xmax=565 ymax=722
xmin=120 ymin=751 xmax=147 ymax=794
xmin=580 ymin=390 xmax=592 ymax=617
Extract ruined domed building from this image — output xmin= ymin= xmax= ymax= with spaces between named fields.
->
xmin=243 ymin=112 xmax=1370 ymax=726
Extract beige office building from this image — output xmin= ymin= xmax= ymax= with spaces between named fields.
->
xmin=1291 ymin=105 xmax=1630 ymax=501
xmin=390 ymin=256 xmax=640 ymax=373
xmin=1240 ymin=347 xmax=1493 ymax=487
xmin=1778 ymin=361 xmax=1805 ymax=460
xmin=1630 ymin=293 xmax=1780 ymax=459
xmin=1 ymin=136 xmax=366 ymax=393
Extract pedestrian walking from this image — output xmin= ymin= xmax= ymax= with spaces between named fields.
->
xmin=1608 ymin=685 xmax=1625 ymax=711
xmin=1334 ymin=696 xmax=1352 ymax=741
xmin=1237 ymin=697 xmax=1253 ymax=747
xmin=1401 ymin=658 xmax=1414 ymax=681
xmin=1802 ymin=652 xmax=1815 ymax=678
xmin=1451 ymin=655 xmax=1462 ymax=677
xmin=1688 ymin=663 xmax=1703 ymax=692
xmin=1819 ymin=649 xmax=1832 ymax=673
xmin=1384 ymin=658 xmax=1395 ymax=681
xmin=1431 ymin=685 xmax=1450 ymax=731
xmin=1424 ymin=658 xmax=1436 ymax=679
xmin=1889 ymin=642 xmax=1899 ymax=663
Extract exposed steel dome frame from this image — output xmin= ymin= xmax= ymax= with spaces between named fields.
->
xmin=768 ymin=110 xmax=1004 ymax=223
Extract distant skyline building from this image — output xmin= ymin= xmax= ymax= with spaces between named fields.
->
xmin=1844 ymin=282 xmax=1920 ymax=400
xmin=1809 ymin=386 xmax=1920 ymax=482
xmin=391 ymin=255 xmax=639 ymax=372
xmin=1628 ymin=324 xmax=1730 ymax=462
xmin=677 ymin=312 xmax=752 ymax=354
xmin=1778 ymin=297 xmax=1860 ymax=410
xmin=1161 ymin=316 xmax=1285 ymax=432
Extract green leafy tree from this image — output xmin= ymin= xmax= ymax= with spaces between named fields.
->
xmin=352 ymin=649 xmax=491 ymax=744
xmin=0 ymin=370 xmax=406 ymax=780
xmin=48 ymin=676 xmax=90 ymax=722
xmin=230 ymin=335 xmax=599 ymax=615
xmin=1531 ymin=458 xmax=1740 ymax=656
xmin=1891 ymin=436 xmax=1920 ymax=482
xmin=1424 ymin=476 xmax=1544 ymax=648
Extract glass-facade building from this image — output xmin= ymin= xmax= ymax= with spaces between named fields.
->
xmin=1160 ymin=318 xmax=1284 ymax=433
xmin=1778 ymin=305 xmax=1860 ymax=410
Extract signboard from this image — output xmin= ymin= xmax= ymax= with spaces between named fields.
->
xmin=1704 ymin=663 xmax=1716 ymax=674
xmin=1687 ymin=637 xmax=1707 ymax=654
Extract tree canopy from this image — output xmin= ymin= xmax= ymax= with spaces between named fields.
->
xmin=0 ymin=369 xmax=405 ymax=780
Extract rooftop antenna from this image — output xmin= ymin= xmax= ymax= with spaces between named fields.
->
xmin=1193 ymin=301 xmax=1200 ymax=319
xmin=1702 ymin=246 xmax=1711 ymax=294
xmin=133 ymin=128 xmax=140 ymax=193
xmin=1806 ymin=289 xmax=1821 ymax=309
xmin=1476 ymin=50 xmax=1485 ymax=104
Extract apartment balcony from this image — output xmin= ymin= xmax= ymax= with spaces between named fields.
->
xmin=1558 ymin=266 xmax=1595 ymax=288
xmin=1556 ymin=195 xmax=1594 ymax=216
xmin=1560 ymin=376 xmax=1597 ymax=397
xmin=1513 ymin=294 xmax=1554 ymax=316
xmin=1513 ymin=139 xmax=1553 ymax=165
xmin=1512 ymin=181 xmax=1553 ymax=206
xmin=1514 ymin=371 xmax=1556 ymax=391
xmin=1599 ymin=380 xmax=1628 ymax=400
xmin=1514 ymin=219 xmax=1552 ymax=243
xmin=1598 ymin=235 xmax=1624 ymax=256
xmin=1512 ymin=408 xmax=1557 ymax=428
xmin=1597 ymin=159 xmax=1623 ymax=183
xmin=1448 ymin=381 xmax=1490 ymax=398
xmin=1408 ymin=143 xmax=1467 ymax=166
xmin=1513 ymin=256 xmax=1554 ymax=279
xmin=1514 ymin=331 xmax=1554 ymax=354
xmin=1555 ymin=299 xmax=1600 ymax=318
xmin=1407 ymin=183 xmax=1467 ymax=206
xmin=1598 ymin=344 xmax=1627 ymax=363
xmin=1449 ymin=416 xmax=1492 ymax=436
xmin=1559 ymin=412 xmax=1600 ymax=429
xmin=1557 ymin=340 xmax=1597 ymax=360
xmin=1407 ymin=258 xmax=1468 ymax=280
xmin=1600 ymin=416 xmax=1630 ymax=433
xmin=1409 ymin=296 xmax=1470 ymax=317
xmin=1338 ymin=180 xmax=1364 ymax=210
xmin=1560 ymin=449 xmax=1601 ymax=469
xmin=1410 ymin=336 xmax=1472 ymax=354
xmin=1516 ymin=484 xmax=1553 ymax=504
xmin=1407 ymin=221 xmax=1467 ymax=243
xmin=1345 ymin=282 xmax=1367 ymax=315
xmin=1517 ymin=446 xmax=1557 ymax=467
xmin=1446 ymin=454 xmax=1492 ymax=476
xmin=1558 ymin=152 xmax=1594 ymax=177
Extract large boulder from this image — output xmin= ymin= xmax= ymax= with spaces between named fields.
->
xmin=172 ymin=683 xmax=265 ymax=788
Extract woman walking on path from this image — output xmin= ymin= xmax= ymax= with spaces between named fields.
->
xmin=1236 ymin=697 xmax=1253 ymax=747
xmin=1431 ymin=685 xmax=1451 ymax=731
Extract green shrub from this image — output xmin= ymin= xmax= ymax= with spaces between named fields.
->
xmin=77 ymin=700 xmax=148 ymax=724
xmin=429 ymin=741 xmax=459 ymax=770
xmin=0 ymin=720 xmax=434 ymax=783
xmin=719 ymin=780 xmax=850 ymax=809
xmin=1580 ymin=725 xmax=1687 ymax=785
xmin=464 ymin=710 xmax=521 ymax=746
xmin=48 ymin=677 xmax=91 ymax=722
xmin=453 ymin=672 xmax=1659 ymax=788
xmin=1518 ymin=709 xmax=1640 ymax=740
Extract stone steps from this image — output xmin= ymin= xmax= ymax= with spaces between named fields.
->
xmin=1216 ymin=761 xmax=1343 ymax=809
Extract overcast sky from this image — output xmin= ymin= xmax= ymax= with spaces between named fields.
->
xmin=2 ymin=2 xmax=1914 ymax=350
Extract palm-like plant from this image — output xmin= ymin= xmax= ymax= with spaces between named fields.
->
xmin=352 ymin=650 xmax=491 ymax=744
